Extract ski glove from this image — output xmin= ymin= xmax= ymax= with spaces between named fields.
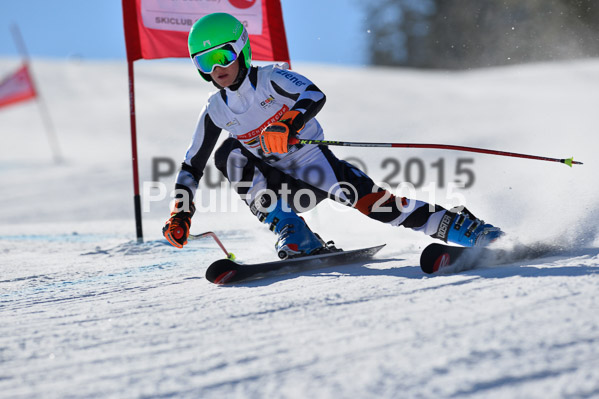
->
xmin=163 ymin=202 xmax=196 ymax=249
xmin=259 ymin=110 xmax=305 ymax=154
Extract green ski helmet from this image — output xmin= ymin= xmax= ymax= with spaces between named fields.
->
xmin=188 ymin=13 xmax=252 ymax=83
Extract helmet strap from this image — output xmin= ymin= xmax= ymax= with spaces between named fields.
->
xmin=227 ymin=61 xmax=248 ymax=91
xmin=200 ymin=70 xmax=213 ymax=83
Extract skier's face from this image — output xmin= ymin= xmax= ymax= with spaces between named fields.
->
xmin=210 ymin=58 xmax=240 ymax=88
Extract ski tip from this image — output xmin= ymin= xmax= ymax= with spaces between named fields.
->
xmin=420 ymin=252 xmax=451 ymax=274
xmin=214 ymin=270 xmax=237 ymax=285
xmin=206 ymin=259 xmax=239 ymax=284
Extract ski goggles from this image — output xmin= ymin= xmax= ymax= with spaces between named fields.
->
xmin=191 ymin=29 xmax=248 ymax=74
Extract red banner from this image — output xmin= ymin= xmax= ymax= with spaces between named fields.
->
xmin=0 ymin=64 xmax=37 ymax=109
xmin=122 ymin=0 xmax=290 ymax=64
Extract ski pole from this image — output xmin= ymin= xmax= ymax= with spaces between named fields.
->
xmin=289 ymin=138 xmax=583 ymax=167
xmin=189 ymin=232 xmax=236 ymax=260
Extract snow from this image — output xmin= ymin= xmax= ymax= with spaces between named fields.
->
xmin=1 ymin=57 xmax=599 ymax=399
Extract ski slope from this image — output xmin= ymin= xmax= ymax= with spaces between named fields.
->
xmin=1 ymin=58 xmax=598 ymax=399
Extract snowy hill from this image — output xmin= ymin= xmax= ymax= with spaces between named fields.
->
xmin=1 ymin=58 xmax=598 ymax=399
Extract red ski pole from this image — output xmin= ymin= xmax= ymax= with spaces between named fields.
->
xmin=189 ymin=232 xmax=236 ymax=260
xmin=290 ymin=138 xmax=583 ymax=167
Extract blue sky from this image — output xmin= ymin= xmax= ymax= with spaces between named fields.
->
xmin=0 ymin=0 xmax=368 ymax=65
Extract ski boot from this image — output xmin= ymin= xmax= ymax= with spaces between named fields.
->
xmin=257 ymin=198 xmax=327 ymax=259
xmin=433 ymin=208 xmax=503 ymax=247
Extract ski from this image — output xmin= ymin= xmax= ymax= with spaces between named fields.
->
xmin=206 ymin=244 xmax=386 ymax=284
xmin=420 ymin=242 xmax=561 ymax=274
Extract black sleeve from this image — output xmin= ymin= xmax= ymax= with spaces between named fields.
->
xmin=270 ymin=68 xmax=326 ymax=124
xmin=174 ymin=108 xmax=222 ymax=202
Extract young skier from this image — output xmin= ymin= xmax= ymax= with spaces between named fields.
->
xmin=162 ymin=13 xmax=502 ymax=258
